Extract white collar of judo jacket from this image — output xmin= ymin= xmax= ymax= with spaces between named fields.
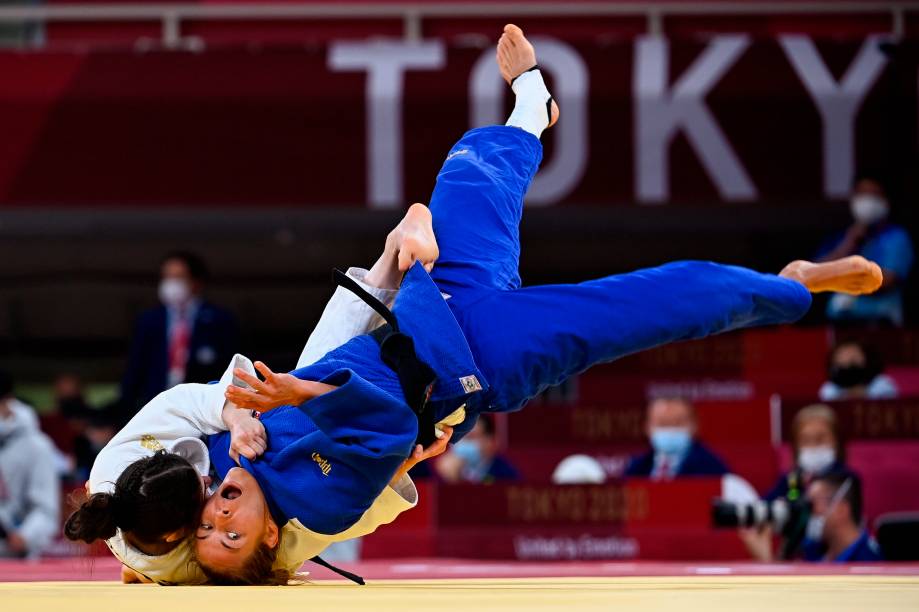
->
xmin=106 ymin=355 xmax=314 ymax=584
xmin=389 ymin=262 xmax=488 ymax=402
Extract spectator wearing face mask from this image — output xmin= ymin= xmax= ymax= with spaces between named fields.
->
xmin=765 ymin=404 xmax=849 ymax=503
xmin=818 ymin=174 xmax=914 ymax=326
xmin=625 ymin=398 xmax=730 ymax=480
xmin=435 ymin=415 xmax=520 ymax=484
xmin=819 ymin=340 xmax=898 ymax=402
xmin=802 ymin=471 xmax=882 ymax=562
xmin=120 ymin=251 xmax=239 ymax=417
xmin=0 ymin=371 xmax=61 ymax=559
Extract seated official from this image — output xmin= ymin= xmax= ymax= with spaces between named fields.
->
xmin=803 ymin=470 xmax=883 ymax=562
xmin=434 ymin=415 xmax=520 ymax=484
xmin=625 ymin=398 xmax=730 ymax=479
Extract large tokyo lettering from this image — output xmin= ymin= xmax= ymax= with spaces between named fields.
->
xmin=633 ymin=35 xmax=756 ymax=204
xmin=329 ymin=37 xmax=889 ymax=208
xmin=328 ymin=40 xmax=446 ymax=209
xmin=779 ymin=36 xmax=888 ymax=199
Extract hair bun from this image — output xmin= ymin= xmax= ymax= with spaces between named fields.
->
xmin=63 ymin=492 xmax=119 ymax=543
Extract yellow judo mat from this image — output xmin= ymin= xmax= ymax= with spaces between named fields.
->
xmin=3 ymin=577 xmax=919 ymax=612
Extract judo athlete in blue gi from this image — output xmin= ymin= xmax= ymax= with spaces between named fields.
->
xmin=197 ymin=25 xmax=885 ymax=584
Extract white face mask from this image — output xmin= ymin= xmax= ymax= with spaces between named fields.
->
xmin=850 ymin=194 xmax=889 ymax=225
xmin=798 ymin=446 xmax=836 ymax=475
xmin=805 ymin=514 xmax=826 ymax=543
xmin=159 ymin=278 xmax=192 ymax=307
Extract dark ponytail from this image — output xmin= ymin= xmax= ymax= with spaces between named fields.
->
xmin=63 ymin=492 xmax=119 ymax=543
xmin=65 ymin=450 xmax=204 ymax=547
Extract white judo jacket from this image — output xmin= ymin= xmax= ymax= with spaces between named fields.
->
xmin=89 ymin=268 xmax=416 ymax=584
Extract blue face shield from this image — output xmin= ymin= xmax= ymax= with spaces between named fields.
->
xmin=650 ymin=427 xmax=692 ymax=456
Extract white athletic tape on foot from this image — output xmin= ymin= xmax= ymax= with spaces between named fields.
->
xmin=507 ymin=69 xmax=551 ymax=138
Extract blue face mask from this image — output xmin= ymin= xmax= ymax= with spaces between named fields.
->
xmin=452 ymin=439 xmax=485 ymax=474
xmin=650 ymin=427 xmax=692 ymax=456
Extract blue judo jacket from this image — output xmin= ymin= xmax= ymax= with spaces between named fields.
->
xmin=209 ymin=263 xmax=487 ymax=535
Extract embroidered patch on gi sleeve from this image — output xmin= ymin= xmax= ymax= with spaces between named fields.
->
xmin=140 ymin=435 xmax=164 ymax=451
xmin=460 ymin=375 xmax=483 ymax=393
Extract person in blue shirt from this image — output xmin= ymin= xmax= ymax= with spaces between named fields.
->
xmin=819 ymin=174 xmax=915 ymax=326
xmin=625 ymin=398 xmax=729 ymax=479
xmin=802 ymin=470 xmax=883 ymax=562
xmin=194 ymin=25 xmax=886 ymax=584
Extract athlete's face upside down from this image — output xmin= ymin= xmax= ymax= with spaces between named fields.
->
xmin=194 ymin=467 xmax=279 ymax=579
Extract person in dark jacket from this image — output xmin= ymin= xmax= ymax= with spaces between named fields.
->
xmin=625 ymin=398 xmax=729 ymax=479
xmin=120 ymin=251 xmax=238 ymax=416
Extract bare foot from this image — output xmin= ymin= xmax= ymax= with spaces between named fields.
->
xmin=389 ymin=203 xmax=439 ymax=272
xmin=779 ymin=256 xmax=883 ymax=295
xmin=496 ymin=24 xmax=559 ymax=128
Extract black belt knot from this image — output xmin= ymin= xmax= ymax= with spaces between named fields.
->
xmin=333 ymin=269 xmax=438 ymax=447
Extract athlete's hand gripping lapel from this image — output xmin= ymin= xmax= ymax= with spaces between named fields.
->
xmin=225 ymin=361 xmax=337 ymax=412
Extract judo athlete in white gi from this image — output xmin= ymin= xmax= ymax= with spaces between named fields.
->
xmin=194 ymin=25 xmax=884 ymax=584
xmin=65 ymin=205 xmax=443 ymax=585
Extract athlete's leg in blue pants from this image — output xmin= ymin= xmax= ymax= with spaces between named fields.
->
xmin=427 ymin=126 xmax=812 ymax=436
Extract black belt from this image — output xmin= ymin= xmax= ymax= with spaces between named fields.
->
xmin=333 ymin=269 xmax=438 ymax=447
xmin=308 ymin=270 xmax=439 ymax=588
xmin=309 ymin=555 xmax=365 ymax=585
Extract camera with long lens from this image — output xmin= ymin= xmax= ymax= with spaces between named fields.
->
xmin=711 ymin=497 xmax=812 ymax=559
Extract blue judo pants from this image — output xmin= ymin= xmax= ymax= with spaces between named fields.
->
xmin=427 ymin=126 xmax=812 ymax=417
